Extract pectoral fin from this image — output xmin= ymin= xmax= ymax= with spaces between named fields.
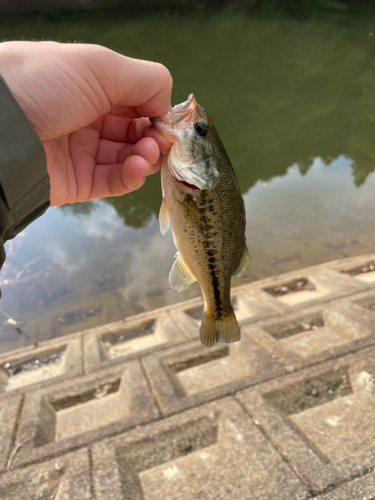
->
xmin=234 ymin=245 xmax=251 ymax=279
xmin=169 ymin=253 xmax=197 ymax=293
xmin=159 ymin=198 xmax=170 ymax=235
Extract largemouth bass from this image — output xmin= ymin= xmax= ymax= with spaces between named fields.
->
xmin=151 ymin=94 xmax=251 ymax=347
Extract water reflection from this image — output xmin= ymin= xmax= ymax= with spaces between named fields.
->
xmin=2 ymin=8 xmax=375 ymax=351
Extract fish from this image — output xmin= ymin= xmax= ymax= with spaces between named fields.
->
xmin=151 ymin=94 xmax=251 ymax=347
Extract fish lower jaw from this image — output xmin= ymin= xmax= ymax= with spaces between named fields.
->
xmin=176 ymin=178 xmax=201 ymax=190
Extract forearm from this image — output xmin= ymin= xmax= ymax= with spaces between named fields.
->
xmin=0 ymin=75 xmax=50 ymax=270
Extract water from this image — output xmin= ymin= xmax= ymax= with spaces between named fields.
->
xmin=2 ymin=6 xmax=375 ymax=352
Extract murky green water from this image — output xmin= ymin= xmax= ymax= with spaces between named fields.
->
xmin=2 ymin=7 xmax=375 ymax=352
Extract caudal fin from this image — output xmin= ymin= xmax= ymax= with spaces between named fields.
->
xmin=200 ymin=309 xmax=241 ymax=347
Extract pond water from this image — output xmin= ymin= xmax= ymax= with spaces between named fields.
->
xmin=2 ymin=6 xmax=375 ymax=352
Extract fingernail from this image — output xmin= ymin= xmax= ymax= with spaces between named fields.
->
xmin=152 ymin=148 xmax=160 ymax=166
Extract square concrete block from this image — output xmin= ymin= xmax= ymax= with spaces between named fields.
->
xmin=91 ymin=398 xmax=308 ymax=500
xmin=237 ymin=354 xmax=375 ymax=494
xmin=0 ymin=337 xmax=83 ymax=393
xmin=244 ymin=301 xmax=375 ymax=371
xmin=333 ymin=253 xmax=375 ymax=285
xmin=259 ymin=269 xmax=367 ymax=309
xmin=347 ymin=288 xmax=375 ymax=314
xmin=0 ymin=448 xmax=91 ymax=499
xmin=0 ymin=393 xmax=22 ymax=472
xmin=83 ymin=310 xmax=188 ymax=373
xmin=142 ymin=333 xmax=285 ymax=416
xmin=170 ymin=288 xmax=286 ymax=341
xmin=356 ymin=345 xmax=375 ymax=364
xmin=327 ymin=252 xmax=375 ymax=272
xmin=11 ymin=360 xmax=159 ymax=467
xmin=317 ymin=471 xmax=375 ymax=499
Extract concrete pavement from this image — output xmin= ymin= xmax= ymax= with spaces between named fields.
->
xmin=2 ymin=253 xmax=375 ymax=498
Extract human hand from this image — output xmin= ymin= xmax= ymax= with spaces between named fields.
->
xmin=0 ymin=41 xmax=172 ymax=206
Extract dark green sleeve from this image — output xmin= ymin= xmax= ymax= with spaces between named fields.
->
xmin=0 ymin=75 xmax=50 ymax=271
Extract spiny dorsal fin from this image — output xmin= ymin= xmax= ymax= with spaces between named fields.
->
xmin=159 ymin=198 xmax=170 ymax=235
xmin=169 ymin=252 xmax=196 ymax=293
xmin=234 ymin=245 xmax=251 ymax=279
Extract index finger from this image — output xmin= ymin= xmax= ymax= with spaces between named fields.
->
xmin=89 ymin=48 xmax=173 ymax=117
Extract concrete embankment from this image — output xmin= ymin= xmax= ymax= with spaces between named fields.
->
xmin=1 ymin=253 xmax=375 ymax=498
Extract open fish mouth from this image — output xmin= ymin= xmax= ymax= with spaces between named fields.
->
xmin=169 ymin=93 xmax=195 ymax=123
xmin=176 ymin=178 xmax=201 ymax=190
xmin=151 ymin=94 xmax=197 ymax=131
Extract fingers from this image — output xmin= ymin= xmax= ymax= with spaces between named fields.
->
xmin=145 ymin=125 xmax=172 ymax=153
xmin=94 ymin=115 xmax=171 ymax=169
xmin=96 ymin=136 xmax=161 ymax=172
xmin=98 ymin=116 xmax=171 ymax=152
xmin=88 ymin=47 xmax=173 ymax=117
xmin=91 ymin=134 xmax=166 ymax=199
xmin=99 ymin=115 xmax=150 ymax=143
xmin=90 ymin=156 xmax=149 ymax=200
xmin=96 ymin=137 xmax=160 ymax=174
xmin=0 ymin=42 xmax=172 ymax=143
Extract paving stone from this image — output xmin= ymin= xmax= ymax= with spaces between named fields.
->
xmin=0 ymin=448 xmax=91 ymax=499
xmin=236 ymin=354 xmax=375 ymax=494
xmin=244 ymin=300 xmax=375 ymax=371
xmin=83 ymin=310 xmax=188 ymax=373
xmin=91 ymin=397 xmax=309 ymax=500
xmin=357 ymin=345 xmax=375 ymax=364
xmin=170 ymin=289 xmax=287 ymax=341
xmin=0 ymin=336 xmax=83 ymax=393
xmin=0 ymin=393 xmax=22 ymax=472
xmin=10 ymin=360 xmax=159 ymax=468
xmin=259 ymin=268 xmax=367 ymax=309
xmin=1 ymin=252 xmax=374 ymax=498
xmin=346 ymin=287 xmax=375 ymax=313
xmin=316 ymin=470 xmax=375 ymax=499
xmin=329 ymin=252 xmax=375 ymax=286
xmin=142 ymin=333 xmax=285 ymax=416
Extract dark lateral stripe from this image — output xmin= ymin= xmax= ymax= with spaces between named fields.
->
xmin=207 ymin=248 xmax=223 ymax=317
xmin=192 ymin=191 xmax=224 ymax=317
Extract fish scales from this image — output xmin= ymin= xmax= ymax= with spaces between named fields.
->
xmin=152 ymin=94 xmax=250 ymax=346
xmin=163 ymin=161 xmax=245 ymax=318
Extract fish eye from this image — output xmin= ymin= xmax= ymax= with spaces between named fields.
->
xmin=194 ymin=121 xmax=208 ymax=137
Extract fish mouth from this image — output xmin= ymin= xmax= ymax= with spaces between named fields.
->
xmin=176 ymin=178 xmax=201 ymax=190
xmin=150 ymin=94 xmax=197 ymax=137
xmin=169 ymin=93 xmax=196 ymax=124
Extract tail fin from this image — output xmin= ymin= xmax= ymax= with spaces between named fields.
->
xmin=200 ymin=308 xmax=241 ymax=347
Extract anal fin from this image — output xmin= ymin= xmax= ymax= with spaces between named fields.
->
xmin=234 ymin=245 xmax=251 ymax=279
xmin=159 ymin=198 xmax=170 ymax=235
xmin=169 ymin=253 xmax=196 ymax=293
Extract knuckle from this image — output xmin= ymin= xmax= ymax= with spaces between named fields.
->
xmin=154 ymin=63 xmax=173 ymax=90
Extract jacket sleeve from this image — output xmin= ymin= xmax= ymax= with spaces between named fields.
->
xmin=0 ymin=75 xmax=50 ymax=271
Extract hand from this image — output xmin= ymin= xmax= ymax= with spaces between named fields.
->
xmin=0 ymin=41 xmax=172 ymax=206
